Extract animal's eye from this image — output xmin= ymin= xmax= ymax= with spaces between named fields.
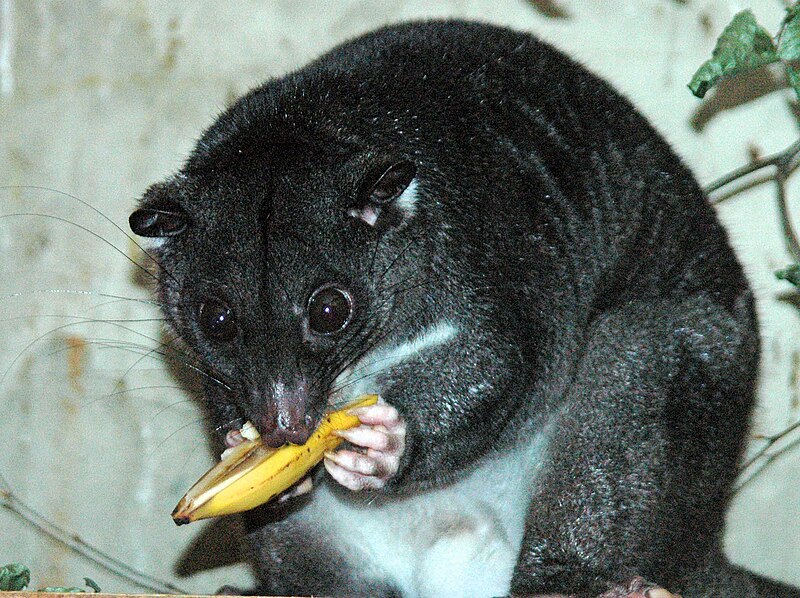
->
xmin=307 ymin=286 xmax=353 ymax=335
xmin=367 ymin=161 xmax=416 ymax=203
xmin=199 ymin=299 xmax=238 ymax=342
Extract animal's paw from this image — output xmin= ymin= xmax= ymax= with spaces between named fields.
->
xmin=596 ymin=577 xmax=681 ymax=598
xmin=538 ymin=585 xmax=679 ymax=598
xmin=323 ymin=397 xmax=406 ymax=491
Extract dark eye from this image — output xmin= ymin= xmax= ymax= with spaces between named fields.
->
xmin=307 ymin=286 xmax=353 ymax=335
xmin=199 ymin=299 xmax=237 ymax=342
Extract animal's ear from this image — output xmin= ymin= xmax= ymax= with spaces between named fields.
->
xmin=348 ymin=160 xmax=417 ymax=228
xmin=130 ymin=183 xmax=188 ymax=238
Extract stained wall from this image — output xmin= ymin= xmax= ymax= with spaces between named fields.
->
xmin=0 ymin=1 xmax=798 ymax=592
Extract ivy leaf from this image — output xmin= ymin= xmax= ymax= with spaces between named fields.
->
xmin=689 ymin=10 xmax=779 ymax=98
xmin=777 ymin=5 xmax=800 ymax=62
xmin=0 ymin=563 xmax=31 ymax=591
xmin=0 ymin=565 xmax=100 ymax=593
xmin=776 ymin=264 xmax=800 ymax=287
xmin=36 ymin=577 xmax=102 ymax=593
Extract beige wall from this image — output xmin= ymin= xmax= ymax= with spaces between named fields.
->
xmin=1 ymin=0 xmax=798 ymax=593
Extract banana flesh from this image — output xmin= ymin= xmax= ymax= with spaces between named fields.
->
xmin=172 ymin=394 xmax=378 ymax=524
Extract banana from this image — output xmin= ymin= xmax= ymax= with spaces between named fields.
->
xmin=172 ymin=394 xmax=378 ymax=525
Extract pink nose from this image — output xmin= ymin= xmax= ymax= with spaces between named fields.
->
xmin=255 ymin=378 xmax=313 ymax=448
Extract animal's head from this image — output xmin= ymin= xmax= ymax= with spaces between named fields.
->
xmin=129 ymin=21 xmax=541 ymax=449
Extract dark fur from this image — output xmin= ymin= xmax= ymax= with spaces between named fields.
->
xmin=132 ymin=21 xmax=799 ymax=597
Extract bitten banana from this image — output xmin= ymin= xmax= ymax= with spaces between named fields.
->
xmin=172 ymin=394 xmax=378 ymax=524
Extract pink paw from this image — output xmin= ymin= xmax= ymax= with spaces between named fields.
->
xmin=323 ymin=398 xmax=406 ymax=491
xmin=597 ymin=577 xmax=681 ymax=598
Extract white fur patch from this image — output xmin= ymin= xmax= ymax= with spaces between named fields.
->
xmin=347 ymin=178 xmax=419 ymax=227
xmin=301 ymin=429 xmax=549 ymax=597
xmin=395 ymin=178 xmax=419 ymax=216
xmin=140 ymin=236 xmax=166 ymax=250
xmin=331 ymin=320 xmax=458 ymax=401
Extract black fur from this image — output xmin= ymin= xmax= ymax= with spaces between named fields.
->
xmin=132 ymin=20 xmax=799 ymax=597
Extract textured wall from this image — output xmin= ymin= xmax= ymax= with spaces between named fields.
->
xmin=0 ymin=0 xmax=798 ymax=593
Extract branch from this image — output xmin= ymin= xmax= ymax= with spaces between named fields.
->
xmin=736 ymin=418 xmax=800 ymax=492
xmin=740 ymin=418 xmax=800 ymax=470
xmin=706 ymin=137 xmax=800 ymax=195
xmin=776 ymin=155 xmax=800 ymax=261
xmin=736 ymin=434 xmax=800 ymax=492
xmin=707 ymin=137 xmax=800 ymax=261
xmin=0 ymin=472 xmax=189 ymax=595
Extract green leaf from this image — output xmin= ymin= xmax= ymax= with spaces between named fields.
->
xmin=688 ymin=10 xmax=779 ymax=98
xmin=37 ymin=586 xmax=86 ymax=593
xmin=776 ymin=264 xmax=800 ymax=286
xmin=0 ymin=563 xmax=31 ymax=591
xmin=777 ymin=5 xmax=800 ymax=62
xmin=84 ymin=577 xmax=102 ymax=593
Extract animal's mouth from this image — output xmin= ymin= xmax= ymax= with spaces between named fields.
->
xmin=219 ymin=391 xmax=356 ymax=454
xmin=225 ymin=420 xmax=260 ymax=448
xmin=222 ymin=401 xmax=316 ymax=449
xmin=222 ymin=420 xmax=259 ymax=455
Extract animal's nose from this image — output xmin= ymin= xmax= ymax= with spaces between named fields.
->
xmin=253 ymin=377 xmax=314 ymax=448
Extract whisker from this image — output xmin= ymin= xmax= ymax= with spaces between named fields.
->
xmin=330 ymin=351 xmax=400 ymax=395
xmin=307 ymin=310 xmax=374 ymax=401
xmin=308 ymin=270 xmax=436 ymax=393
xmin=323 ymin=269 xmax=462 ymax=408
xmin=0 ymin=288 xmax=163 ymax=308
xmin=328 ymin=312 xmax=420 ymax=401
xmin=85 ymin=298 xmax=163 ymax=312
xmin=368 ymin=232 xmax=382 ymax=278
xmin=150 ymin=409 xmax=218 ymax=459
xmin=0 ymin=314 xmax=166 ymax=326
xmin=307 ymin=274 xmax=440 ymax=418
xmin=0 ymin=184 xmax=179 ymax=284
xmin=44 ymin=338 xmax=168 ymax=360
xmin=378 ymin=234 xmax=420 ymax=281
xmin=108 ymin=333 xmax=193 ymax=397
xmin=103 ymin=384 xmax=189 ymax=399
xmin=324 ymin=314 xmax=412 ymax=408
xmin=94 ymin=339 xmax=232 ymax=393
xmin=0 ymin=212 xmax=162 ymax=286
xmin=0 ymin=319 xmax=231 ymax=393
xmin=151 ymin=395 xmax=212 ymax=421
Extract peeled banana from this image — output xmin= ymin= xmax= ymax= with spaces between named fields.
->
xmin=172 ymin=394 xmax=378 ymax=524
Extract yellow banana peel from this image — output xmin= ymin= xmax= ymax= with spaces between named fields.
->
xmin=172 ymin=394 xmax=378 ymax=524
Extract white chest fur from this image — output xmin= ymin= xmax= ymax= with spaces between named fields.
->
xmin=299 ymin=434 xmax=547 ymax=598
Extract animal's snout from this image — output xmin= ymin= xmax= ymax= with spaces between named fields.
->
xmin=253 ymin=377 xmax=314 ymax=448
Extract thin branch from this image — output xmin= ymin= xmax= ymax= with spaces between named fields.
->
xmin=706 ymin=137 xmax=800 ymax=196
xmin=740 ymin=418 xmax=800 ymax=471
xmin=0 ymin=472 xmax=189 ymax=595
xmin=735 ymin=419 xmax=800 ymax=492
xmin=736 ymin=433 xmax=800 ymax=492
xmin=706 ymin=136 xmax=800 ymax=263
xmin=776 ymin=168 xmax=800 ymax=261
